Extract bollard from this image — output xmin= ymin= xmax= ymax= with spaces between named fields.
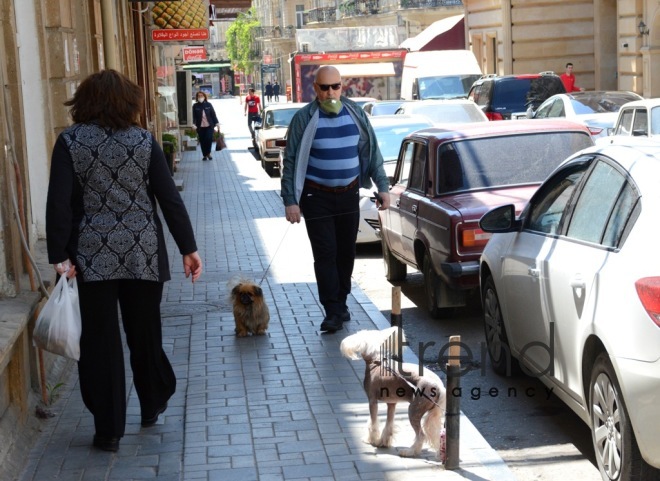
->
xmin=391 ymin=286 xmax=402 ymax=326
xmin=445 ymin=335 xmax=461 ymax=469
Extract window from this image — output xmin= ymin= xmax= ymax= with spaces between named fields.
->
xmin=296 ymin=5 xmax=304 ymax=28
xmin=526 ymin=163 xmax=590 ymax=234
xmin=398 ymin=142 xmax=415 ymax=186
xmin=615 ymin=109 xmax=634 ymax=135
xmin=632 ymin=109 xmax=648 ymax=136
xmin=567 ymin=160 xmax=638 ymax=247
xmin=408 ymin=143 xmax=427 ymax=192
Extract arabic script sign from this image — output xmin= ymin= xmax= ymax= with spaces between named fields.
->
xmin=152 ymin=29 xmax=209 ymax=42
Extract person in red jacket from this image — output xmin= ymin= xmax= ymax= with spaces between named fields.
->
xmin=244 ymin=88 xmax=261 ymax=143
xmin=560 ymin=63 xmax=584 ymax=92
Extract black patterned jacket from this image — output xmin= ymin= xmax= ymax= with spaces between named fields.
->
xmin=46 ymin=123 xmax=197 ymax=283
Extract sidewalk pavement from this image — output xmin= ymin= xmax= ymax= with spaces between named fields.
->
xmin=18 ymin=98 xmax=517 ymax=481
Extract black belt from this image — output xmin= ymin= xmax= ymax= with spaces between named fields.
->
xmin=304 ymin=178 xmax=358 ymax=193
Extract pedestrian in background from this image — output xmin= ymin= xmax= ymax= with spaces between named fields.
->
xmin=192 ymin=91 xmax=220 ymax=160
xmin=265 ymin=81 xmax=273 ymax=103
xmin=560 ymin=62 xmax=584 ymax=92
xmin=273 ymin=81 xmax=281 ymax=102
xmin=281 ymin=65 xmax=390 ymax=333
xmin=244 ymin=87 xmax=261 ymax=142
xmin=46 ymin=69 xmax=203 ymax=453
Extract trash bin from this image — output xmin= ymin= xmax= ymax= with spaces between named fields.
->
xmin=162 ymin=141 xmax=174 ymax=176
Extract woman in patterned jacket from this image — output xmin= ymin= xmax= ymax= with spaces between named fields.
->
xmin=46 ymin=69 xmax=203 ymax=452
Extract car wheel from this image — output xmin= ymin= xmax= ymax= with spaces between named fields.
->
xmin=422 ymin=253 xmax=443 ymax=319
xmin=590 ymin=353 xmax=658 ymax=481
xmin=382 ymin=236 xmax=406 ymax=282
xmin=482 ymin=275 xmax=517 ymax=376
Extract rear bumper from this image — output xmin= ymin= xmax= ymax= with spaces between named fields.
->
xmin=441 ymin=260 xmax=479 ymax=278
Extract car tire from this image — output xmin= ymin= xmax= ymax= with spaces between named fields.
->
xmin=590 ymin=353 xmax=659 ymax=481
xmin=422 ymin=253 xmax=443 ymax=319
xmin=382 ymin=236 xmax=406 ymax=282
xmin=482 ymin=275 xmax=518 ymax=376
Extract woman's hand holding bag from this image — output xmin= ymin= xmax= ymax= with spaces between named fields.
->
xmin=33 ymin=274 xmax=82 ymax=360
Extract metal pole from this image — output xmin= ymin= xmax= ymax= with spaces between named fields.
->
xmin=391 ymin=286 xmax=402 ymax=326
xmin=445 ymin=335 xmax=461 ymax=469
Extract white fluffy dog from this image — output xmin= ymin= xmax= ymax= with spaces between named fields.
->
xmin=340 ymin=326 xmax=446 ymax=458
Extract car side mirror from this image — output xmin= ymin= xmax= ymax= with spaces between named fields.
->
xmin=606 ymin=127 xmax=614 ymax=136
xmin=479 ymin=204 xmax=519 ymax=233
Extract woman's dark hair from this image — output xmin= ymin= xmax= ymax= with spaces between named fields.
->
xmin=64 ymin=69 xmax=144 ymax=129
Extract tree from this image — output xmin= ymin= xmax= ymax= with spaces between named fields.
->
xmin=226 ymin=8 xmax=260 ymax=74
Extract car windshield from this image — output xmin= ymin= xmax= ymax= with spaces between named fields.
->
xmin=440 ymin=132 xmax=593 ymax=193
xmin=417 ymin=75 xmax=482 ymax=100
xmin=266 ymin=109 xmax=298 ymax=128
xmin=570 ymin=93 xmax=641 ymax=115
xmin=652 ymin=107 xmax=660 ymax=135
xmin=374 ymin=123 xmax=431 ymax=161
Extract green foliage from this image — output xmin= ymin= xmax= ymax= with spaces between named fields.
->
xmin=226 ymin=8 xmax=261 ymax=73
xmin=162 ymin=133 xmax=178 ymax=153
xmin=45 ymin=382 xmax=65 ymax=406
xmin=184 ymin=128 xmax=198 ymax=139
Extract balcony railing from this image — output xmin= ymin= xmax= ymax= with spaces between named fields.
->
xmin=330 ymin=0 xmax=462 ymax=19
xmin=254 ymin=25 xmax=296 ymax=40
xmin=303 ymin=6 xmax=337 ymax=24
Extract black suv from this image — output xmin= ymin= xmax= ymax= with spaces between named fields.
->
xmin=468 ymin=72 xmax=566 ymax=120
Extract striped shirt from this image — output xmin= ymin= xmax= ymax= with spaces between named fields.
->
xmin=306 ymin=107 xmax=360 ymax=187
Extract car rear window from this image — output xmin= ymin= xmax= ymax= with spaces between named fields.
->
xmin=491 ymin=77 xmax=564 ymax=112
xmin=437 ymin=131 xmax=593 ymax=193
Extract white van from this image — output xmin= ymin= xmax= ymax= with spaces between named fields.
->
xmin=400 ymin=50 xmax=482 ymax=100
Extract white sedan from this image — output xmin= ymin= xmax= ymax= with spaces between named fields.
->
xmin=356 ymin=114 xmax=434 ymax=244
xmin=532 ymin=90 xmax=642 ymax=138
xmin=479 ymin=141 xmax=660 ymax=480
xmin=394 ymin=98 xmax=487 ymax=124
xmin=254 ymin=103 xmax=306 ymax=176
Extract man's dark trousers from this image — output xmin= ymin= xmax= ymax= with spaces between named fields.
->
xmin=300 ymin=184 xmax=360 ymax=317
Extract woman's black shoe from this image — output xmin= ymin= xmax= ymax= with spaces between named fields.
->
xmin=141 ymin=402 xmax=168 ymax=427
xmin=93 ymin=434 xmax=120 ymax=452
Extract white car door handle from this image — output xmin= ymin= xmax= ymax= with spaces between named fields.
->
xmin=528 ymin=267 xmax=540 ymax=278
xmin=412 ymin=204 xmax=417 ymax=214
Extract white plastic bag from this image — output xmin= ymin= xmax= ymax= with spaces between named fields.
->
xmin=33 ymin=275 xmax=82 ymax=360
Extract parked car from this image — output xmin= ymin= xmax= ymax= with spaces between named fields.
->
xmin=378 ymin=120 xmax=593 ymax=317
xmin=254 ymin=103 xmax=306 ymax=176
xmin=349 ymin=97 xmax=379 ymax=109
xmin=468 ymin=72 xmax=566 ymax=120
xmin=363 ymin=100 xmax=407 ymax=116
xmin=598 ymin=98 xmax=660 ymax=144
xmin=394 ymin=99 xmax=487 ymax=125
xmin=479 ymin=141 xmax=660 ymax=480
xmin=532 ymin=90 xmax=643 ymax=138
xmin=357 ymin=114 xmax=435 ymax=244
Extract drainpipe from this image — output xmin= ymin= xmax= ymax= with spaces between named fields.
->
xmin=101 ymin=0 xmax=118 ymax=69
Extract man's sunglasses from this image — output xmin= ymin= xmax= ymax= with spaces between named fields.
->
xmin=316 ymin=83 xmax=342 ymax=91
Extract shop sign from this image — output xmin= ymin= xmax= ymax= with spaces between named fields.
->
xmin=152 ymin=29 xmax=209 ymax=42
xmin=182 ymin=47 xmax=207 ymax=61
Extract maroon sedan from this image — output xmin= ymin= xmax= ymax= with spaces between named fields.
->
xmin=378 ymin=119 xmax=594 ymax=317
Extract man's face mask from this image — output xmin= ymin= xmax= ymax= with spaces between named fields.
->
xmin=319 ymin=98 xmax=342 ymax=115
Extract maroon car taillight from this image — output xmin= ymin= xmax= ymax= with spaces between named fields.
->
xmin=635 ymin=277 xmax=660 ymax=326
xmin=458 ymin=224 xmax=491 ymax=254
xmin=587 ymin=127 xmax=604 ymax=136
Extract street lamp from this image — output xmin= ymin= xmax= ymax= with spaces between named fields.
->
xmin=638 ymin=20 xmax=649 ymax=36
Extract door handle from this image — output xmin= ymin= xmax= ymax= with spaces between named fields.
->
xmin=412 ymin=204 xmax=417 ymax=214
xmin=396 ymin=199 xmax=400 ymax=207
xmin=528 ymin=267 xmax=540 ymax=278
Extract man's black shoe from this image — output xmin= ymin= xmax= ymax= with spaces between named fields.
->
xmin=340 ymin=309 xmax=351 ymax=322
xmin=320 ymin=314 xmax=343 ymax=333
xmin=93 ymin=434 xmax=120 ymax=452
xmin=141 ymin=402 xmax=168 ymax=427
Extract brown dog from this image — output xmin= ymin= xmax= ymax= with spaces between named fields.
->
xmin=230 ymin=281 xmax=270 ymax=337
xmin=340 ymin=327 xmax=446 ymax=458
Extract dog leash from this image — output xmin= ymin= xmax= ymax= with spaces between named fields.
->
xmin=380 ymin=361 xmax=446 ymax=410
